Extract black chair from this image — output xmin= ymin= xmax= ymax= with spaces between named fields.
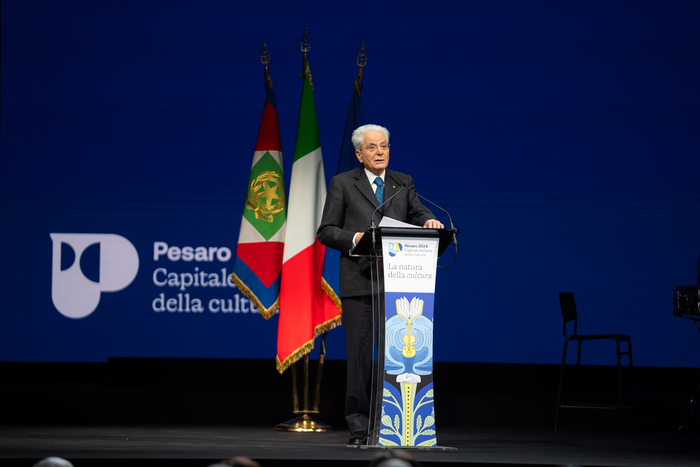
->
xmin=554 ymin=292 xmax=634 ymax=433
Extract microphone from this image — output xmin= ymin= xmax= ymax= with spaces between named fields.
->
xmin=394 ymin=178 xmax=459 ymax=267
xmin=392 ymin=178 xmax=455 ymax=229
xmin=368 ymin=182 xmax=406 ymax=252
xmin=369 ymin=182 xmax=406 ymax=228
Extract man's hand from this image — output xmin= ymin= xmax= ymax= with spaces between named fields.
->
xmin=354 ymin=232 xmax=364 ymax=245
xmin=423 ymin=219 xmax=444 ymax=229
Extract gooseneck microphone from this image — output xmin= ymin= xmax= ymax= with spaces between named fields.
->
xmin=369 ymin=183 xmax=406 ymax=228
xmin=368 ymin=182 xmax=406 ymax=251
xmin=393 ymin=176 xmax=459 ymax=268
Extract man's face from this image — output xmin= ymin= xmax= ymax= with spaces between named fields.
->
xmin=355 ymin=130 xmax=389 ymax=176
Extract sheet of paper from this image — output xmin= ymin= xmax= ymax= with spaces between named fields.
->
xmin=378 ymin=216 xmax=420 ymax=228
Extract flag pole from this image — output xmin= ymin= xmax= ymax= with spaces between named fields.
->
xmin=275 ymin=28 xmax=332 ymax=433
xmin=280 ymin=41 xmax=367 ymax=432
xmin=313 ymin=40 xmax=365 ymax=416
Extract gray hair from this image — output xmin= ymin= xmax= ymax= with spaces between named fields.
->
xmin=34 ymin=458 xmax=74 ymax=467
xmin=351 ymin=124 xmax=390 ymax=151
xmin=376 ymin=460 xmax=412 ymax=467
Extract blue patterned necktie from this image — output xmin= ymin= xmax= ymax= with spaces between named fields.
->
xmin=374 ymin=177 xmax=384 ymax=204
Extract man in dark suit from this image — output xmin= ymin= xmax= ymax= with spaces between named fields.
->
xmin=317 ymin=124 xmax=443 ymax=445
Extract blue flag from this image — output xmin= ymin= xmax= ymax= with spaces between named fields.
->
xmin=322 ymin=80 xmax=362 ymax=302
xmin=336 ymin=82 xmax=362 ymax=174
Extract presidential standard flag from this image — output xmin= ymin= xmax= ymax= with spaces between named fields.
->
xmin=231 ymin=66 xmax=286 ymax=319
xmin=277 ymin=57 xmax=341 ymax=373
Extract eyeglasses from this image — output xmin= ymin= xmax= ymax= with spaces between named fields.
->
xmin=363 ymin=143 xmax=390 ymax=154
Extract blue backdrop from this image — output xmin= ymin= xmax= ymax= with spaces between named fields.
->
xmin=1 ymin=0 xmax=699 ymax=367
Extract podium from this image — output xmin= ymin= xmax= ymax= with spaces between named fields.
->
xmin=351 ymin=226 xmax=456 ymax=448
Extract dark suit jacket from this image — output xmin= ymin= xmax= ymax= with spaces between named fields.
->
xmin=317 ymin=167 xmax=436 ymax=298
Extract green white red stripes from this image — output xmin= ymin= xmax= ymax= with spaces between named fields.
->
xmin=276 ymin=65 xmax=341 ymax=373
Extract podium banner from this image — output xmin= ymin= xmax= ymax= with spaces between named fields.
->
xmin=378 ymin=234 xmax=439 ymax=447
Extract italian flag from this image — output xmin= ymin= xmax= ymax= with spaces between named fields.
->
xmin=231 ymin=75 xmax=286 ymax=319
xmin=276 ymin=61 xmax=341 ymax=373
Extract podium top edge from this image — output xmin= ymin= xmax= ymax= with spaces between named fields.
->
xmin=376 ymin=227 xmax=440 ymax=238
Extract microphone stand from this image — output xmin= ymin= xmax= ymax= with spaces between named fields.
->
xmin=365 ymin=183 xmax=405 ymax=445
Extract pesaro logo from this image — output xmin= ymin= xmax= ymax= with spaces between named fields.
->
xmin=388 ymin=242 xmax=403 ymax=257
xmin=50 ymin=233 xmax=139 ymax=319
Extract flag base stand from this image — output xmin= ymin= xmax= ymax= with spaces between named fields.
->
xmin=275 ymin=413 xmax=332 ymax=432
xmin=275 ymin=334 xmax=333 ymax=433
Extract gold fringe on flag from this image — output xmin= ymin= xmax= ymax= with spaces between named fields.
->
xmin=275 ymin=313 xmax=342 ymax=374
xmin=231 ymin=272 xmax=279 ymax=320
xmin=321 ymin=277 xmax=342 ymax=312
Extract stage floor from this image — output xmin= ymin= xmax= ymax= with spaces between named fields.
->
xmin=1 ymin=425 xmax=698 ymax=467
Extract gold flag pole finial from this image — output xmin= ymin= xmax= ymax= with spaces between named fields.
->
xmin=260 ymin=39 xmax=272 ymax=89
xmin=300 ymin=27 xmax=313 ymax=89
xmin=354 ymin=42 xmax=366 ymax=97
xmin=301 ymin=27 xmax=311 ymax=56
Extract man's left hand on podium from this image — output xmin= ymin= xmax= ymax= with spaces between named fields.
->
xmin=423 ymin=219 xmax=444 ymax=229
